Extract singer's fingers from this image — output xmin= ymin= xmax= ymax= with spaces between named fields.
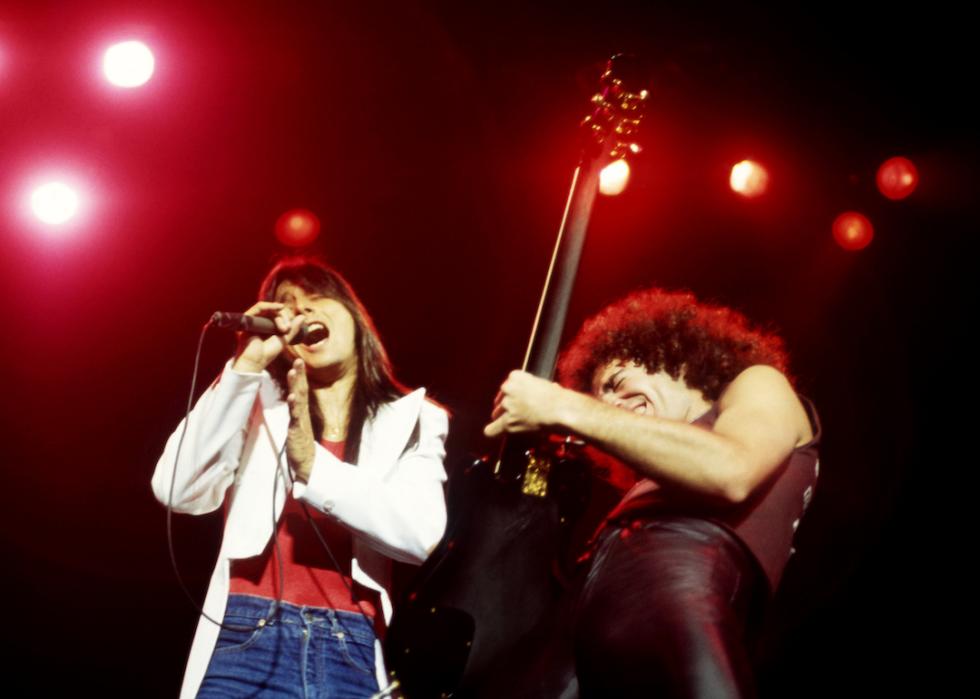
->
xmin=282 ymin=314 xmax=306 ymax=343
xmin=236 ymin=302 xmax=293 ymax=336
xmin=273 ymin=306 xmax=299 ymax=333
xmin=287 ymin=362 xmax=312 ymax=436
xmin=287 ymin=359 xmax=309 ymax=395
xmin=286 ymin=392 xmax=307 ymax=419
xmin=287 ymin=393 xmax=302 ymax=418
xmin=232 ymin=305 xmax=293 ymax=374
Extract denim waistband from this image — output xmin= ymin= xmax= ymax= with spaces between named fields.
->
xmin=224 ymin=594 xmax=376 ymax=643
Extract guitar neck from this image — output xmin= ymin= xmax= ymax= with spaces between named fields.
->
xmin=521 ymin=160 xmax=603 ymax=380
xmin=495 ymin=54 xmax=646 ymax=481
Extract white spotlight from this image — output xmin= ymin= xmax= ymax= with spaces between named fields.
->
xmin=103 ymin=40 xmax=155 ymax=88
xmin=31 ymin=182 xmax=80 ymax=225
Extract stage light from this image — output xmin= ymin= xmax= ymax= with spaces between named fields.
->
xmin=729 ymin=160 xmax=769 ymax=198
xmin=275 ymin=209 xmax=321 ymax=247
xmin=599 ymin=159 xmax=630 ymax=196
xmin=832 ymin=211 xmax=874 ymax=251
xmin=31 ymin=182 xmax=80 ymax=225
xmin=876 ymin=156 xmax=918 ymax=200
xmin=103 ymin=41 xmax=155 ymax=88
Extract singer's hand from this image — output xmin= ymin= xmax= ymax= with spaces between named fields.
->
xmin=232 ymin=302 xmax=306 ymax=374
xmin=286 ymin=358 xmax=316 ymax=482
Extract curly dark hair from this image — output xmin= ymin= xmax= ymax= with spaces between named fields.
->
xmin=557 ymin=288 xmax=789 ymax=400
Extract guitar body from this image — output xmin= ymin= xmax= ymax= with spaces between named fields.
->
xmin=386 ymin=447 xmax=589 ymax=697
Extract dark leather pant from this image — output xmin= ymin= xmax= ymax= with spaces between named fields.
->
xmin=573 ymin=516 xmax=765 ymax=698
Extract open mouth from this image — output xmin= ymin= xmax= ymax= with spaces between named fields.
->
xmin=301 ymin=322 xmax=329 ymax=346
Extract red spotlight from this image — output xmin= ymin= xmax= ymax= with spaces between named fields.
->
xmin=31 ymin=182 xmax=80 ymax=225
xmin=103 ymin=41 xmax=155 ymax=88
xmin=876 ymin=156 xmax=918 ymax=200
xmin=729 ymin=160 xmax=769 ymax=198
xmin=275 ymin=209 xmax=320 ymax=247
xmin=832 ymin=211 xmax=874 ymax=251
xmin=598 ymin=159 xmax=630 ymax=196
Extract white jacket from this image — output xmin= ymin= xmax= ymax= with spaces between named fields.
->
xmin=151 ymin=362 xmax=449 ymax=698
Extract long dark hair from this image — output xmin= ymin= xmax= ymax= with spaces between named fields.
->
xmin=258 ymin=256 xmax=406 ymax=461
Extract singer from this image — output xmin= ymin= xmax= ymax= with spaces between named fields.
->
xmin=152 ymin=256 xmax=449 ymax=698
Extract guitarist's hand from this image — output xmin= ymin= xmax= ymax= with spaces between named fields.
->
xmin=483 ymin=370 xmax=580 ymax=437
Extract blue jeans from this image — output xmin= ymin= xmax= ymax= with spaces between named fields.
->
xmin=197 ymin=595 xmax=380 ymax=699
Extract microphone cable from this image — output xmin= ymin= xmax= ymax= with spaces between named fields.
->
xmin=165 ymin=316 xmax=380 ymax=643
xmin=165 ymin=319 xmax=284 ymax=633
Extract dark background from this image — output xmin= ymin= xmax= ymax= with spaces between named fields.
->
xmin=0 ymin=1 xmax=974 ymax=695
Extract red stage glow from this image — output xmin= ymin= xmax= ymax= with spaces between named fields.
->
xmin=729 ymin=160 xmax=769 ymax=198
xmin=876 ymin=156 xmax=919 ymax=200
xmin=103 ymin=41 xmax=155 ymax=88
xmin=275 ymin=209 xmax=321 ymax=247
xmin=599 ymin=159 xmax=630 ymax=196
xmin=31 ymin=182 xmax=80 ymax=225
xmin=832 ymin=211 xmax=874 ymax=251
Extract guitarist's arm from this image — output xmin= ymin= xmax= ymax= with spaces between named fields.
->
xmin=483 ymin=365 xmax=810 ymax=505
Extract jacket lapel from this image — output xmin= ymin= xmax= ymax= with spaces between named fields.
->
xmin=358 ymin=388 xmax=426 ymax=470
xmin=222 ymin=386 xmax=426 ymax=560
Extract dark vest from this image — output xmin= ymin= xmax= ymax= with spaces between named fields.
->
xmin=606 ymin=396 xmax=821 ymax=593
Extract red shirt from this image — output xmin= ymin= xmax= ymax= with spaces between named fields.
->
xmin=229 ymin=439 xmax=379 ymax=618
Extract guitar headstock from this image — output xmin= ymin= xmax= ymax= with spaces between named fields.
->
xmin=581 ymin=54 xmax=649 ymax=164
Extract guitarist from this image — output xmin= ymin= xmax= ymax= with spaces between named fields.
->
xmin=484 ymin=287 xmax=820 ymax=698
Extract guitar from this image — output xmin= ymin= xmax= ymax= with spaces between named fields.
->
xmin=384 ymin=54 xmax=648 ymax=698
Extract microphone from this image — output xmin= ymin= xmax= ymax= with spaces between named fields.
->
xmin=209 ymin=312 xmax=327 ymax=345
